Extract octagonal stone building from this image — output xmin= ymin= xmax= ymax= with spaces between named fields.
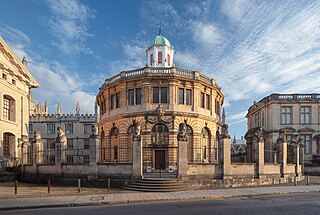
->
xmin=97 ymin=32 xmax=224 ymax=180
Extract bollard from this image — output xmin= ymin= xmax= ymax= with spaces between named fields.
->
xmin=78 ymin=179 xmax=81 ymax=193
xmin=307 ymin=176 xmax=310 ymax=186
xmin=108 ymin=177 xmax=110 ymax=192
xmin=294 ymin=177 xmax=297 ymax=186
xmin=14 ymin=180 xmax=18 ymax=195
xmin=48 ymin=179 xmax=51 ymax=194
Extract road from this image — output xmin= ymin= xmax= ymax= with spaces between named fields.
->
xmin=1 ymin=192 xmax=320 ymax=215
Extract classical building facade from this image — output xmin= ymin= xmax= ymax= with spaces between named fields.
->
xmin=97 ymin=32 xmax=224 ymax=179
xmin=246 ymin=93 xmax=320 ymax=163
xmin=28 ymin=102 xmax=98 ymax=164
xmin=0 ymin=36 xmax=39 ymax=165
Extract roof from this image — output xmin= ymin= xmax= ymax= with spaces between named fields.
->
xmin=147 ymin=32 xmax=173 ymax=50
xmin=0 ymin=36 xmax=39 ymax=88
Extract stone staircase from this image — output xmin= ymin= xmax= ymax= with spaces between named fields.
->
xmin=122 ymin=178 xmax=188 ymax=192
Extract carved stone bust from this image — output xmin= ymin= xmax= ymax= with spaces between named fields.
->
xmin=253 ymin=127 xmax=264 ymax=142
xmin=133 ymin=123 xmax=141 ymax=141
xmin=177 ymin=123 xmax=188 ymax=141
xmin=91 ymin=124 xmax=99 ymax=137
xmin=56 ymin=127 xmax=67 ymax=143
xmin=276 ymin=129 xmax=286 ymax=143
xmin=220 ymin=124 xmax=231 ymax=139
xmin=34 ymin=131 xmax=42 ymax=143
xmin=155 ymin=104 xmax=164 ymax=122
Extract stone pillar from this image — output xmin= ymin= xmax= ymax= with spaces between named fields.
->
xmin=222 ymin=138 xmax=232 ymax=179
xmin=178 ymin=140 xmax=188 ymax=179
xmin=89 ymin=135 xmax=100 ymax=165
xmin=296 ymin=145 xmax=302 ymax=177
xmin=132 ymin=139 xmax=142 ymax=180
xmin=258 ymin=139 xmax=265 ymax=178
xmin=281 ymin=142 xmax=288 ymax=177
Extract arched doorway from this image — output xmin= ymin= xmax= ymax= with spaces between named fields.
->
xmin=151 ymin=123 xmax=169 ymax=170
xmin=110 ymin=127 xmax=119 ymax=162
xmin=3 ymin=132 xmax=15 ymax=160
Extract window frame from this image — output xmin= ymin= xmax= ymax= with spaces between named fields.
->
xmin=281 ymin=106 xmax=292 ymax=125
xmin=178 ymin=88 xmax=184 ymax=105
xmin=158 ymin=52 xmax=162 ymax=64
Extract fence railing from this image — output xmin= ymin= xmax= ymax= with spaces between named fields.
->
xmin=99 ymin=147 xmax=133 ymax=163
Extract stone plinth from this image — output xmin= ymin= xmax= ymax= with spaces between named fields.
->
xmin=132 ymin=140 xmax=142 ymax=180
xmin=178 ymin=140 xmax=188 ymax=179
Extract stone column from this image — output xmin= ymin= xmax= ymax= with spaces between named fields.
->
xmin=90 ymin=135 xmax=100 ymax=165
xmin=296 ymin=145 xmax=302 ymax=177
xmin=132 ymin=139 xmax=142 ymax=180
xmin=222 ymin=138 xmax=232 ymax=179
xmin=178 ymin=140 xmax=188 ymax=179
xmin=258 ymin=139 xmax=265 ymax=178
xmin=281 ymin=142 xmax=288 ymax=177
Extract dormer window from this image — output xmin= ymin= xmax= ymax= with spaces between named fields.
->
xmin=158 ymin=52 xmax=162 ymax=64
xmin=167 ymin=54 xmax=170 ymax=66
xmin=150 ymin=54 xmax=153 ymax=66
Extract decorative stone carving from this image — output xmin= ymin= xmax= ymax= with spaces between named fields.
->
xmin=220 ymin=124 xmax=231 ymax=139
xmin=56 ymin=127 xmax=67 ymax=143
xmin=291 ymin=132 xmax=304 ymax=147
xmin=91 ymin=124 xmax=99 ymax=137
xmin=133 ymin=123 xmax=141 ymax=141
xmin=177 ymin=123 xmax=187 ymax=141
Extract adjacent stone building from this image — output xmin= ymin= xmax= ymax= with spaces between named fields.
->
xmin=246 ymin=93 xmax=320 ymax=163
xmin=0 ymin=36 xmax=39 ymax=165
xmin=28 ymin=102 xmax=98 ymax=164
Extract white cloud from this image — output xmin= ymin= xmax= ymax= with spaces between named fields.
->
xmin=45 ymin=0 xmax=94 ymax=55
xmin=175 ymin=51 xmax=200 ymax=69
xmin=221 ymin=0 xmax=250 ymax=22
xmin=190 ymin=21 xmax=222 ymax=45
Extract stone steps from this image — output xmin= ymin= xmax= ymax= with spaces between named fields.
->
xmin=122 ymin=178 xmax=188 ymax=192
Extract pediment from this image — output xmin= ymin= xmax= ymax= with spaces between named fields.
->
xmin=298 ymin=127 xmax=315 ymax=133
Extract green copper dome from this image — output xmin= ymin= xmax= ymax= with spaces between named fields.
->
xmin=148 ymin=33 xmax=173 ymax=49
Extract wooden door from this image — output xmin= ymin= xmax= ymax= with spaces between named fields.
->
xmin=155 ymin=150 xmax=165 ymax=170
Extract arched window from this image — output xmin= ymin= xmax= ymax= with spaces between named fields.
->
xmin=150 ymin=54 xmax=153 ymax=66
xmin=110 ymin=127 xmax=119 ymax=162
xmin=167 ymin=54 xmax=170 ymax=66
xmin=3 ymin=95 xmax=15 ymax=121
xmin=201 ymin=127 xmax=211 ymax=162
xmin=158 ymin=52 xmax=162 ymax=64
xmin=100 ymin=130 xmax=106 ymax=162
xmin=3 ymin=132 xmax=15 ymax=159
xmin=186 ymin=125 xmax=193 ymax=162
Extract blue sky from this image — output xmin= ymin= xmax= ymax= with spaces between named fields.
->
xmin=1 ymin=0 xmax=320 ymax=138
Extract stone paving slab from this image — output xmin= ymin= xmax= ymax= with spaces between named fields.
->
xmin=0 ymin=185 xmax=320 ymax=211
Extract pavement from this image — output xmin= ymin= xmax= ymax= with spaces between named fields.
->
xmin=1 ymin=184 xmax=320 ymax=211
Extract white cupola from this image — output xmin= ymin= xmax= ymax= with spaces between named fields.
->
xmin=146 ymin=29 xmax=174 ymax=68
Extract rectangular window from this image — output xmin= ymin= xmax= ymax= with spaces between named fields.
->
xmin=12 ymin=79 xmax=16 ymax=85
xmin=200 ymin=92 xmax=205 ymax=108
xmin=65 ymin=123 xmax=73 ymax=134
xmin=301 ymin=135 xmax=312 ymax=154
xmin=110 ymin=95 xmax=114 ymax=110
xmin=301 ymin=106 xmax=311 ymax=124
xmin=114 ymin=145 xmax=118 ymax=161
xmin=206 ymin=94 xmax=210 ymax=110
xmin=116 ymin=93 xmax=120 ymax=108
xmin=84 ymin=124 xmax=92 ymax=134
xmin=29 ymin=123 xmax=33 ymax=133
xmin=2 ymin=73 xmax=7 ymax=80
xmin=178 ymin=88 xmax=184 ymax=104
xmin=84 ymin=155 xmax=90 ymax=164
xmin=186 ymin=89 xmax=191 ymax=105
xmin=161 ymin=87 xmax=168 ymax=104
xmin=254 ymin=113 xmax=260 ymax=127
xmin=128 ymin=89 xmax=134 ymax=105
xmin=153 ymin=87 xmax=159 ymax=103
xmin=47 ymin=139 xmax=56 ymax=149
xmin=136 ymin=88 xmax=142 ymax=105
xmin=67 ymin=138 xmax=73 ymax=149
xmin=47 ymin=123 xmax=55 ymax=134
xmin=3 ymin=97 xmax=9 ymax=120
xmin=281 ymin=106 xmax=292 ymax=124
xmin=67 ymin=155 xmax=73 ymax=164
xmin=46 ymin=155 xmax=55 ymax=164
xmin=84 ymin=139 xmax=90 ymax=149
xmin=286 ymin=135 xmax=293 ymax=142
